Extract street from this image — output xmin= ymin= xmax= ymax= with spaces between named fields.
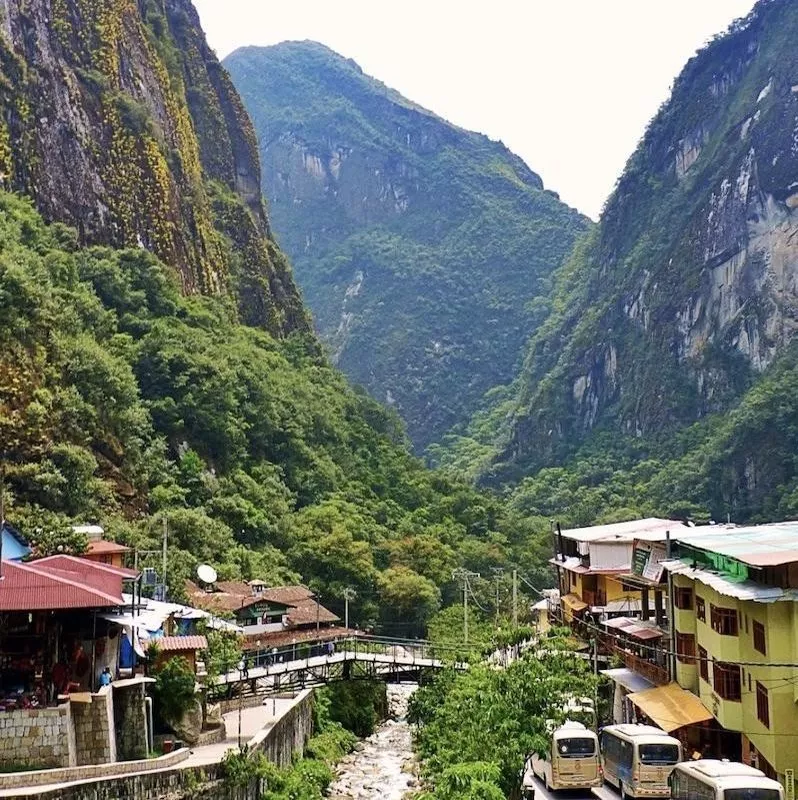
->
xmin=524 ymin=774 xmax=623 ymax=800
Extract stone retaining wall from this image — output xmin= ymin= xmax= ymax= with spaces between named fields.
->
xmin=72 ymin=688 xmax=116 ymax=766
xmin=0 ymin=749 xmax=189 ymax=791
xmin=0 ymin=705 xmax=75 ymax=769
xmin=249 ymin=689 xmax=314 ymax=768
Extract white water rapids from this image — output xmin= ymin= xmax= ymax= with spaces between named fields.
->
xmin=327 ymin=684 xmax=419 ymax=800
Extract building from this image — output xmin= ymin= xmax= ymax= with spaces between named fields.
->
xmin=0 ymin=521 xmax=31 ymax=560
xmin=73 ymin=524 xmax=131 ymax=569
xmin=0 ymin=556 xmax=150 ymax=769
xmin=665 ymin=523 xmax=798 ymax=783
xmin=185 ymin=580 xmax=342 ymax=653
xmin=552 ymin=518 xmax=689 ymax=624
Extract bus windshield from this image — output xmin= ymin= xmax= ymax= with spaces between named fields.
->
xmin=638 ymin=743 xmax=680 ymax=765
xmin=556 ymin=737 xmax=596 ymax=758
xmin=724 ymin=791 xmax=782 ymax=800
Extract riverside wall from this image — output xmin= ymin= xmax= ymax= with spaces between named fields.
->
xmin=0 ymin=690 xmax=316 ymax=800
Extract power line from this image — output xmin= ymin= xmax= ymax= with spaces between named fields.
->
xmin=547 ymin=601 xmax=798 ymax=669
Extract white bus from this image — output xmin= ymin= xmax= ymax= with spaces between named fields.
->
xmin=529 ymin=720 xmax=602 ymax=791
xmin=670 ymin=760 xmax=784 ymax=800
xmin=600 ymin=724 xmax=682 ymax=799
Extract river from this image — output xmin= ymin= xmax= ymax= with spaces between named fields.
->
xmin=327 ymin=684 xmax=418 ymax=800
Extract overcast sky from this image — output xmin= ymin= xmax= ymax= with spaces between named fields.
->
xmin=194 ymin=0 xmax=757 ymax=220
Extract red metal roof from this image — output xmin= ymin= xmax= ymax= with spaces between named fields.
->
xmin=0 ymin=560 xmax=125 ymax=611
xmin=37 ymin=554 xmax=138 ymax=579
xmin=155 ymin=635 xmax=208 ymax=652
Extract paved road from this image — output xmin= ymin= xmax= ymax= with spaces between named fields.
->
xmin=524 ymin=774 xmax=622 ymax=800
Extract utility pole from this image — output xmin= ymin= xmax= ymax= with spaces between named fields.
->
xmin=512 ymin=569 xmax=518 ymax=628
xmin=452 ymin=568 xmax=479 ymax=643
xmin=161 ymin=515 xmax=168 ymax=601
xmin=343 ymin=587 xmax=356 ymax=630
xmin=491 ymin=567 xmax=504 ymax=626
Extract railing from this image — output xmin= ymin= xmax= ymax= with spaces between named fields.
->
xmin=617 ymin=649 xmax=670 ymax=686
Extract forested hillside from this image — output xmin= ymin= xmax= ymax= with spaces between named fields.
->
xmin=225 ymin=42 xmax=589 ymax=451
xmin=437 ymin=0 xmax=798 ymax=525
xmin=0 ymin=0 xmax=553 ymax=633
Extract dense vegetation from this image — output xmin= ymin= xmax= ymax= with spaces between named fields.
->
xmin=0 ymin=190 xmax=550 ymax=630
xmin=409 ymin=632 xmax=599 ymax=799
xmin=225 ymin=42 xmax=590 ymax=451
xmin=434 ymin=0 xmax=798 ymax=526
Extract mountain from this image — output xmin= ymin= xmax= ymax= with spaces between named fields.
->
xmin=224 ymin=42 xmax=590 ymax=451
xmin=0 ymin=0 xmax=306 ymax=334
xmin=468 ymin=0 xmax=798 ymax=521
xmin=0 ymin=0 xmax=552 ymax=632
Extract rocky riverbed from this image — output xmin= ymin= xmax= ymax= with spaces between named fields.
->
xmin=328 ymin=684 xmax=419 ymax=800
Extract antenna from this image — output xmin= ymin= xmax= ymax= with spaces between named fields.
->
xmin=197 ymin=564 xmax=218 ymax=587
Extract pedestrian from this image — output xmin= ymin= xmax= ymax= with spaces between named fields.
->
xmin=99 ymin=666 xmax=113 ymax=688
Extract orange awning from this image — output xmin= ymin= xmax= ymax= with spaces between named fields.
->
xmin=626 ymin=682 xmax=713 ymax=733
xmin=561 ymin=593 xmax=588 ymax=613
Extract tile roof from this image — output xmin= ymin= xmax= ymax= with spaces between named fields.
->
xmin=242 ymin=627 xmax=358 ymax=651
xmin=86 ymin=540 xmax=131 ymax=556
xmin=0 ymin=559 xmax=126 ymax=610
xmin=286 ymin=599 xmax=339 ymax=627
xmin=260 ymin=586 xmax=314 ymax=604
xmin=155 ymin=635 xmax=208 ymax=652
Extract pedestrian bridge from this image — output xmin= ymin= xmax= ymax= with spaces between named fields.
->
xmin=210 ymin=635 xmax=470 ymax=697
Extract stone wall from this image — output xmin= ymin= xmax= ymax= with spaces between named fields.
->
xmin=72 ymin=687 xmax=116 ymax=766
xmin=250 ymin=688 xmax=314 ymax=768
xmin=0 ymin=705 xmax=75 ymax=769
xmin=113 ymin=682 xmax=147 ymax=760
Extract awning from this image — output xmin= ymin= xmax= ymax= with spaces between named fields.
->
xmin=603 ymin=616 xmax=637 ymax=630
xmin=626 ymin=682 xmax=713 ymax=733
xmin=601 ymin=667 xmax=654 ymax=694
xmin=561 ymin=593 xmax=588 ymax=613
xmin=624 ymin=625 xmax=663 ymax=641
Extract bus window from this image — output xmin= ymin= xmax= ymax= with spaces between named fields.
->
xmin=724 ymin=792 xmax=782 ymax=800
xmin=557 ymin=737 xmax=595 ymax=757
xmin=640 ymin=743 xmax=680 ymax=765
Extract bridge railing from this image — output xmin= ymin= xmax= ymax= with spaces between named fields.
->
xmin=239 ymin=633 xmax=478 ymax=672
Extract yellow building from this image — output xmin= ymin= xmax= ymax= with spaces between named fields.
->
xmin=552 ymin=518 xmax=689 ymax=623
xmin=668 ymin=523 xmax=798 ymax=784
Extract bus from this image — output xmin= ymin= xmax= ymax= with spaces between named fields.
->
xmin=529 ymin=721 xmax=602 ymax=792
xmin=670 ymin=760 xmax=784 ymax=800
xmin=600 ymin=724 xmax=682 ymax=799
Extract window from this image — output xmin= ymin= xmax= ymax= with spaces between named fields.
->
xmin=753 ymin=620 xmax=767 ymax=655
xmin=713 ymin=662 xmax=742 ymax=701
xmin=695 ymin=596 xmax=706 ymax=622
xmin=557 ymin=737 xmax=596 ymax=757
xmin=674 ymin=587 xmax=693 ymax=610
xmin=698 ymin=646 xmax=709 ymax=682
xmin=676 ymin=632 xmax=696 ymax=664
xmin=710 ymin=604 xmax=739 ymax=636
xmin=638 ymin=744 xmax=680 ymax=765
xmin=756 ymin=681 xmax=770 ymax=728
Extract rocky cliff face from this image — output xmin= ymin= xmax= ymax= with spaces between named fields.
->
xmin=0 ymin=0 xmax=307 ymax=334
xmin=497 ymin=0 xmax=798 ymax=476
xmin=225 ymin=41 xmax=590 ymax=451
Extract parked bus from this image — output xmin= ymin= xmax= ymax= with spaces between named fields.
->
xmin=670 ymin=760 xmax=784 ymax=800
xmin=529 ymin=720 xmax=602 ymax=792
xmin=600 ymin=724 xmax=682 ymax=799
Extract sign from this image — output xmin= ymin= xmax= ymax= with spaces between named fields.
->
xmin=631 ymin=540 xmax=667 ymax=583
xmin=785 ymin=768 xmax=794 ymax=800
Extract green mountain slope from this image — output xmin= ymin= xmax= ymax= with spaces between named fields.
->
xmin=224 ymin=42 xmax=590 ymax=451
xmin=0 ymin=0 xmax=306 ymax=334
xmin=0 ymin=1 xmax=552 ymax=632
xmin=458 ymin=0 xmax=798 ymax=522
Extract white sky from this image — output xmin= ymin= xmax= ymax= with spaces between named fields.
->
xmin=194 ymin=0 xmax=757 ymax=220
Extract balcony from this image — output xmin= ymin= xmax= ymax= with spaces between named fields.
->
xmin=617 ymin=648 xmax=670 ymax=687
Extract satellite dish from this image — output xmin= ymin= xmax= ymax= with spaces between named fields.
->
xmin=197 ymin=564 xmax=218 ymax=585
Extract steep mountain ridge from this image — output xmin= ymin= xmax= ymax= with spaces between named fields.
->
xmin=225 ymin=41 xmax=590 ymax=450
xmin=492 ymin=0 xmax=798 ymax=481
xmin=0 ymin=0 xmax=306 ymax=333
